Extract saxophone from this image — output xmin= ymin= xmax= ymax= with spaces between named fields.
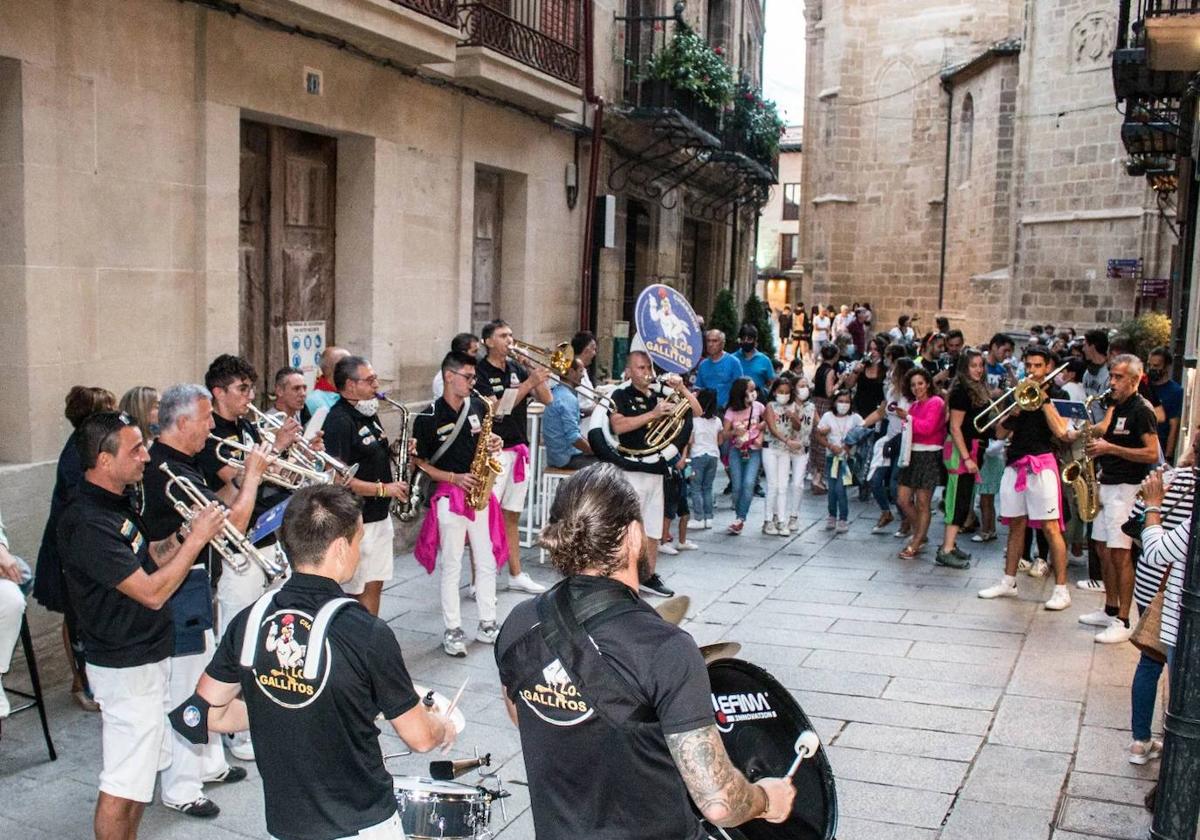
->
xmin=1060 ymin=389 xmax=1109 ymax=523
xmin=388 ymin=403 xmax=425 ymax=523
xmin=466 ymin=390 xmax=503 ymax=511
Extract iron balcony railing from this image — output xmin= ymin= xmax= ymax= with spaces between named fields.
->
xmin=390 ymin=0 xmax=458 ymax=25
xmin=458 ymin=1 xmax=582 ymax=86
xmin=1143 ymin=0 xmax=1200 ymax=14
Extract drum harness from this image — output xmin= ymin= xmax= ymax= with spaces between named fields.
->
xmin=238 ymin=589 xmax=357 ymax=680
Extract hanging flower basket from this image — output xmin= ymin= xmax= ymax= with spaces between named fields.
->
xmin=640 ymin=24 xmax=734 ymax=126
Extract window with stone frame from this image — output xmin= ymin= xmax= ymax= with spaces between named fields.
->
xmin=958 ymin=93 xmax=974 ymax=185
xmin=780 ymin=234 xmax=800 ymax=270
xmin=782 ymin=184 xmax=801 ymax=220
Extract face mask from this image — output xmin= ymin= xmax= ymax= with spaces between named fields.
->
xmin=795 ymin=387 xmax=810 ymax=401
xmin=835 ymin=403 xmax=850 ymax=416
xmin=355 ymin=398 xmax=379 ymax=417
xmin=1150 ymin=368 xmax=1167 ymax=382
xmin=740 ymin=342 xmax=755 ymax=353
xmin=774 ymin=394 xmax=791 ymax=406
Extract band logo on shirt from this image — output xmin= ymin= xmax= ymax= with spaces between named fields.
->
xmin=519 ymin=659 xmax=593 ymax=726
xmin=712 ymin=691 xmax=776 ymax=732
xmin=253 ymin=610 xmax=331 ymax=708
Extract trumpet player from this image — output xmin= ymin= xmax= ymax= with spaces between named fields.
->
xmin=59 ymin=411 xmax=226 ymax=840
xmin=322 ymin=355 xmax=408 ymax=617
xmin=1080 ymin=355 xmax=1159 ymax=644
xmin=141 ymin=384 xmax=270 ymax=817
xmin=270 ymin=366 xmax=312 ymax=427
xmin=610 ymin=351 xmax=702 ymax=599
xmin=477 ymin=320 xmax=551 ymax=595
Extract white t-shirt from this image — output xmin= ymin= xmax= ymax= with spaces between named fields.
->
xmin=818 ymin=410 xmax=864 ymax=448
xmin=888 ymin=326 xmax=914 ymax=344
xmin=691 ymin=416 xmax=722 ymax=458
xmin=883 ymin=386 xmax=911 ymax=438
xmin=813 ymin=315 xmax=831 ymax=341
xmin=431 ymin=370 xmax=444 ymax=400
xmin=1062 ymin=381 xmax=1086 ymax=403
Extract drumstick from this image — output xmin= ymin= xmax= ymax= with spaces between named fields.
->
xmin=445 ymin=677 xmax=469 ymax=718
xmin=785 ymin=730 xmax=821 ymax=780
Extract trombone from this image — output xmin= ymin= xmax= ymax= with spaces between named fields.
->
xmin=508 ymin=338 xmax=616 ymax=410
xmin=974 ymin=361 xmax=1070 ymax=433
xmin=208 ymin=434 xmax=332 ymax=491
xmin=246 ymin=405 xmax=358 ymax=484
xmin=159 ymin=463 xmax=286 ymax=581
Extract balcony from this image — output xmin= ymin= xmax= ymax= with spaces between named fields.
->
xmin=1139 ymin=0 xmax=1200 ymax=69
xmin=241 ymin=0 xmax=461 ymax=66
xmin=454 ymin=1 xmax=583 ymax=115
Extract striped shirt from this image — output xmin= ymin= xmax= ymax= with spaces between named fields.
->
xmin=1138 ymin=467 xmax=1197 ymax=648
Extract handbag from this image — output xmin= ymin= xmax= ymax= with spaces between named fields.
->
xmin=1130 ymin=572 xmax=1169 ymax=664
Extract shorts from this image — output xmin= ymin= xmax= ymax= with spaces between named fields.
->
xmin=999 ymin=464 xmax=1060 ymax=523
xmin=944 ymin=471 xmax=978 ymax=527
xmin=344 ymin=517 xmax=396 ymax=594
xmin=271 ymin=811 xmax=405 ymax=840
xmin=86 ymin=659 xmax=171 ymax=803
xmin=623 ymin=470 xmax=664 ymax=535
xmin=664 ymin=472 xmax=689 ymax=520
xmin=495 ymin=448 xmax=530 ymax=513
xmin=1091 ymin=482 xmax=1141 ymax=550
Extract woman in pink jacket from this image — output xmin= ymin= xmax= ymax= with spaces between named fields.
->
xmin=895 ymin=368 xmax=947 ymax=559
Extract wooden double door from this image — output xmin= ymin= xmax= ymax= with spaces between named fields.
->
xmin=239 ymin=121 xmax=337 ymax=389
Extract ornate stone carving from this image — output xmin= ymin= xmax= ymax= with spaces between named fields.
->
xmin=1070 ymin=11 xmax=1116 ymax=73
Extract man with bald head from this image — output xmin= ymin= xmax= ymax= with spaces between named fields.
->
xmin=694 ymin=330 xmax=743 ymax=410
xmin=306 ymin=346 xmax=352 ymax=417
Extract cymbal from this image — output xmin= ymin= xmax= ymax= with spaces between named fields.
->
xmin=653 ymin=595 xmax=690 ymax=626
xmin=698 ymin=641 xmax=741 ymax=663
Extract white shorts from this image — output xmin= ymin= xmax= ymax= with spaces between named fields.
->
xmin=623 ymin=471 xmax=664 ymax=536
xmin=1091 ymin=482 xmax=1140 ymax=550
xmin=272 ymin=811 xmax=405 ymax=840
xmin=344 ymin=517 xmax=396 ymax=595
xmin=86 ymin=659 xmax=171 ymax=803
xmin=998 ymin=464 xmax=1060 ymax=523
xmin=495 ymin=448 xmax=530 ymax=512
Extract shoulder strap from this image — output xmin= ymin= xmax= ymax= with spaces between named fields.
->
xmin=239 ymin=590 xmax=281 ymax=668
xmin=429 ymin=399 xmax=471 ymax=467
xmin=302 ymin=597 xmax=357 ymax=681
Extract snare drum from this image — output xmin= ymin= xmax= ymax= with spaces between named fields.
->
xmin=392 ymin=776 xmax=492 ymax=839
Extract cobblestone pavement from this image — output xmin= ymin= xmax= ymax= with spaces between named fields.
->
xmin=0 ymin=488 xmax=1164 ymax=840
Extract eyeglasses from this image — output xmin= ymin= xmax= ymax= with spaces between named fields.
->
xmin=351 ymin=375 xmax=380 ymax=386
xmin=449 ymin=370 xmax=477 ymax=383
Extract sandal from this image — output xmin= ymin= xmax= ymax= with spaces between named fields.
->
xmin=899 ymin=543 xmax=922 ymax=560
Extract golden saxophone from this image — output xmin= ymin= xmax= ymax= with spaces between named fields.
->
xmin=1060 ymin=389 xmax=1109 ymax=523
xmin=466 ymin=390 xmax=503 ymax=511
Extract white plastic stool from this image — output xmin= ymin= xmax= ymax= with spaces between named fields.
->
xmin=538 ymin=468 xmax=576 ymax=564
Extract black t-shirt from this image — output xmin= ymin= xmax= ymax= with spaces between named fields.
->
xmin=852 ymin=368 xmax=885 ymax=419
xmin=611 ymin=383 xmax=661 ymax=453
xmin=198 ymin=413 xmax=292 ymax=542
xmin=475 ymin=357 xmax=532 ymax=447
xmin=1002 ymin=382 xmax=1067 ymax=464
xmin=323 ymin=399 xmax=393 ymax=523
xmin=495 ymin=576 xmax=713 ymax=840
xmin=948 ymin=383 xmax=993 ymax=446
xmin=1098 ymin=394 xmax=1157 ymax=485
xmin=206 ymin=573 xmax=419 ymax=840
xmin=142 ymin=441 xmax=219 ymax=543
xmin=412 ymin=396 xmax=490 ymax=475
xmin=59 ymin=481 xmax=174 ymax=668
xmin=813 ymin=362 xmax=835 ymax=399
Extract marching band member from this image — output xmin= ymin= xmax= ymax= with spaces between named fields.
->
xmin=175 ymin=484 xmax=456 ymax=840
xmin=608 ymin=350 xmax=702 ymax=599
xmin=321 ymin=355 xmax=408 ymax=617
xmin=60 ymin=411 xmax=224 ymax=840
xmin=431 ymin=332 xmax=479 ymax=400
xmin=141 ymin=384 xmax=269 ymax=817
xmin=413 ymin=351 xmax=507 ymax=658
xmin=475 ymin=320 xmax=550 ymax=595
xmin=270 ymin=366 xmax=312 ymax=427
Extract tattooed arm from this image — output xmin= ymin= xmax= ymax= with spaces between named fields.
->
xmin=666 ymin=725 xmax=795 ymax=826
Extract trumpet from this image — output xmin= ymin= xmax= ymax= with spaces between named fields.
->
xmin=246 ymin=405 xmax=358 ymax=484
xmin=508 ymin=338 xmax=616 ymax=410
xmin=974 ymin=361 xmax=1070 ymax=433
xmin=158 ymin=463 xmax=286 ymax=581
xmin=208 ymin=434 xmax=332 ymax=491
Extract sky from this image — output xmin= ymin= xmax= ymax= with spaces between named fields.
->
xmin=763 ymin=1 xmax=806 ymax=128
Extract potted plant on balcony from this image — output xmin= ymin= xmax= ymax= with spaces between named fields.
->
xmin=726 ymin=82 xmax=785 ymax=170
xmin=640 ymin=25 xmax=733 ymax=133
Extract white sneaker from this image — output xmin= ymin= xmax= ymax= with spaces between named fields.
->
xmin=824 ymin=517 xmax=836 ymax=530
xmin=1017 ymin=558 xmax=1033 ymax=574
xmin=443 ymin=627 xmax=468 ymax=657
xmin=978 ymin=578 xmax=1019 ymax=599
xmin=1044 ymin=586 xmax=1071 ymax=611
xmin=509 ymin=572 xmax=546 ymax=594
xmin=226 ymin=731 xmax=255 ymax=762
xmin=763 ymin=521 xmax=780 ymax=536
xmin=1029 ymin=559 xmax=1049 ymax=579
xmin=1095 ymin=621 xmax=1133 ymax=644
xmin=692 ymin=519 xmax=707 ymax=531
xmin=476 ymin=621 xmax=500 ymax=644
xmin=659 ymin=542 xmax=679 ymax=555
xmin=1078 ymin=610 xmax=1115 ymax=628
xmin=676 ymin=540 xmax=699 ymax=551
xmin=787 ymin=516 xmax=799 ymax=533
xmin=1129 ymin=739 xmax=1163 ymax=765
xmin=1076 ymin=579 xmax=1106 ymax=592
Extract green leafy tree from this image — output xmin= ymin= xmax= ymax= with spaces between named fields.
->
xmin=1115 ymin=312 xmax=1172 ymax=359
xmin=743 ymin=293 xmax=777 ymax=358
xmin=709 ymin=288 xmax=740 ymax=353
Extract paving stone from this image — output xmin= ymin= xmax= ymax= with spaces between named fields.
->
xmin=830 ymin=618 xmax=1024 ymax=649
xmin=906 ymin=640 xmax=1020 ymax=666
xmin=734 ymin=641 xmax=814 ymax=668
xmin=1088 ymin=643 xmax=1145 ymax=689
xmin=836 ymin=778 xmax=953 ymax=829
xmin=831 ymin=722 xmax=984 ymax=762
xmin=883 ymin=677 xmax=1003 ymax=710
xmin=1074 ymin=726 xmax=1162 ymax=781
xmin=795 ymin=691 xmax=994 ymax=735
xmin=990 ymin=695 xmax=1082 ymax=753
xmin=901 ymin=610 xmax=1032 ymax=634
xmin=833 ymin=816 xmax=938 ymax=840
xmin=1006 ymin=649 xmax=1094 ymax=702
xmin=771 ymin=665 xmax=890 ymax=698
xmin=732 ymin=625 xmax=913 ymax=655
xmin=1067 ymin=771 xmax=1157 ymax=807
xmin=804 ymin=648 xmax=1011 ymax=687
xmin=755 ymin=598 xmax=907 ymax=623
xmin=1082 ymin=682 xmax=1140 ymax=731
xmin=825 ymin=745 xmax=969 ymax=793
xmin=807 ymin=716 xmax=847 ymax=744
xmin=1057 ymin=797 xmax=1153 ymax=840
xmin=960 ymin=744 xmax=1072 ymax=811
xmin=736 ymin=610 xmax=839 ymax=633
xmin=939 ymin=799 xmax=1054 ymax=840
xmin=763 ymin=586 xmax=858 ymax=605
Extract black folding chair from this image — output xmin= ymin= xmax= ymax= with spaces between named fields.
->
xmin=0 ymin=614 xmax=58 ymax=760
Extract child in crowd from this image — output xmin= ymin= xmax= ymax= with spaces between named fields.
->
xmin=814 ymin=389 xmax=864 ymax=533
xmin=686 ymin=390 xmax=721 ymax=530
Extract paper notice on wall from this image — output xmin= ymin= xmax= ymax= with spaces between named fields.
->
xmin=286 ymin=321 xmax=326 ymax=390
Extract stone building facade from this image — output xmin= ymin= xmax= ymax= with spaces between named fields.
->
xmin=798 ymin=0 xmax=1172 ymax=341
xmin=755 ymin=125 xmax=803 ymax=311
xmin=0 ymin=0 xmax=768 ymax=554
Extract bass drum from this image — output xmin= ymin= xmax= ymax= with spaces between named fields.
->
xmin=704 ymin=658 xmax=838 ymax=840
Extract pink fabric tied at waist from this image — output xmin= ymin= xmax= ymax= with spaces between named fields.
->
xmin=507 ymin=444 xmax=530 ymax=484
xmin=1003 ymin=452 xmax=1065 ymax=530
xmin=414 ymin=482 xmax=509 ymax=574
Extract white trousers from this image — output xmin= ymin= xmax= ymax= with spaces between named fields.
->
xmin=762 ymin=448 xmax=808 ymax=522
xmin=0 ymin=579 xmax=26 ymax=717
xmin=217 ymin=548 xmax=285 ymax=637
xmin=437 ymin=497 xmax=497 ymax=630
xmin=161 ymin=630 xmax=228 ymax=806
xmin=272 ymin=812 xmax=406 ymax=840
